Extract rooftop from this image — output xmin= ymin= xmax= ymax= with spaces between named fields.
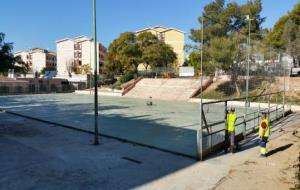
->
xmin=136 ymin=25 xmax=185 ymax=34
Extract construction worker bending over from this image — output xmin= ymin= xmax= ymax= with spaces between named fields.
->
xmin=259 ymin=112 xmax=270 ymax=157
xmin=225 ymin=107 xmax=237 ymax=153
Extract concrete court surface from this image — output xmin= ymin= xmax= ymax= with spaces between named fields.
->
xmin=1 ymin=110 xmax=299 ymax=190
xmin=0 ymin=94 xmax=259 ymax=158
xmin=0 ymin=111 xmax=195 ymax=190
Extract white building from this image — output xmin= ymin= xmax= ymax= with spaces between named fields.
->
xmin=14 ymin=48 xmax=56 ymax=73
xmin=56 ymin=36 xmax=106 ymax=76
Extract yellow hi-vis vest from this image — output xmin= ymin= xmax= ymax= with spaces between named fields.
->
xmin=259 ymin=118 xmax=270 ymax=138
xmin=226 ymin=113 xmax=237 ymax=132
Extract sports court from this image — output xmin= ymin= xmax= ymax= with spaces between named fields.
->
xmin=0 ymin=93 xmax=266 ymax=158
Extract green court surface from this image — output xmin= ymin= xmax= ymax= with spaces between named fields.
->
xmin=0 ymin=93 xmax=254 ymax=158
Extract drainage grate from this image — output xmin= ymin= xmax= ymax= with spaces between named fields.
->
xmin=121 ymin=157 xmax=142 ymax=164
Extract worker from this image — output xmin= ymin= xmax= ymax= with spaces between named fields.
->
xmin=259 ymin=112 xmax=270 ymax=157
xmin=225 ymin=107 xmax=237 ymax=153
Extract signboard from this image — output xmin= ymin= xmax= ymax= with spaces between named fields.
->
xmin=179 ymin=67 xmax=194 ymax=77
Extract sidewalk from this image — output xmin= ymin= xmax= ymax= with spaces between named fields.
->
xmin=136 ymin=112 xmax=300 ymax=190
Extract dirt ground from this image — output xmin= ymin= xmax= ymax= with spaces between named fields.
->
xmin=214 ymin=124 xmax=300 ymax=190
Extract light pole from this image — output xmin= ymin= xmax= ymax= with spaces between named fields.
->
xmin=197 ymin=15 xmax=204 ymax=161
xmin=244 ymin=15 xmax=252 ymax=134
xmin=245 ymin=15 xmax=252 ymax=107
xmin=93 ymin=0 xmax=99 ymax=145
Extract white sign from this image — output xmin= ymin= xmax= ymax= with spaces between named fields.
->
xmin=179 ymin=67 xmax=194 ymax=77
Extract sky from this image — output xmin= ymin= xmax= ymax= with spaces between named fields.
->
xmin=0 ymin=0 xmax=298 ymax=52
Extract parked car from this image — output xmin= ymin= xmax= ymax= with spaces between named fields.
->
xmin=290 ymin=67 xmax=300 ymax=76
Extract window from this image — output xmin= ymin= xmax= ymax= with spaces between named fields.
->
xmin=74 ymin=43 xmax=82 ymax=50
xmin=158 ymin=34 xmax=165 ymax=41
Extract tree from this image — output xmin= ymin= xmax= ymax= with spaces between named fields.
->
xmin=136 ymin=32 xmax=159 ymax=71
xmin=14 ymin=55 xmax=30 ymax=75
xmin=81 ymin=64 xmax=92 ymax=74
xmin=0 ymin=33 xmax=30 ymax=76
xmin=265 ymin=2 xmax=300 ymax=64
xmin=0 ymin=33 xmax=14 ymax=74
xmin=283 ymin=19 xmax=299 ymax=60
xmin=105 ymin=32 xmax=141 ymax=76
xmin=189 ymin=0 xmax=265 ymax=95
xmin=105 ymin=31 xmax=177 ymax=78
xmin=143 ymin=41 xmax=177 ymax=69
xmin=265 ymin=16 xmax=289 ymax=49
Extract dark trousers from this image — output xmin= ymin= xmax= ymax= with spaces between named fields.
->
xmin=224 ymin=130 xmax=235 ymax=153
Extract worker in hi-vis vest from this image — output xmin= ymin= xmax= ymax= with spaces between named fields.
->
xmin=225 ymin=107 xmax=237 ymax=153
xmin=259 ymin=112 xmax=270 ymax=157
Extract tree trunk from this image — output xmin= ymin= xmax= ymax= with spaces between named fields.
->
xmin=232 ymin=51 xmax=241 ymax=97
xmin=234 ymin=79 xmax=241 ymax=96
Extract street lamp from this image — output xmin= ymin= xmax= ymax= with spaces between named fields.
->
xmin=93 ymin=0 xmax=99 ymax=145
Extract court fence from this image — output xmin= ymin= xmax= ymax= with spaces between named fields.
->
xmin=197 ymin=91 xmax=292 ymax=160
xmin=0 ymin=78 xmax=81 ymax=95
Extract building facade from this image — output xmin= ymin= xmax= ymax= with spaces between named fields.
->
xmin=14 ymin=48 xmax=57 ymax=73
xmin=136 ymin=26 xmax=185 ymax=66
xmin=56 ymin=36 xmax=107 ymax=76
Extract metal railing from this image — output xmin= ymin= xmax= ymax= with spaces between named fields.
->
xmin=198 ymin=91 xmax=291 ymax=160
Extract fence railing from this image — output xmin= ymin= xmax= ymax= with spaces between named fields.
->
xmin=198 ymin=91 xmax=291 ymax=160
xmin=0 ymin=83 xmax=76 ymax=95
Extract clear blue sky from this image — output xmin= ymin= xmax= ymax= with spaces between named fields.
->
xmin=0 ymin=0 xmax=298 ymax=52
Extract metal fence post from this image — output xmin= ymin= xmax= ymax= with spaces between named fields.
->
xmin=282 ymin=91 xmax=285 ymax=118
xmin=257 ymin=103 xmax=261 ymax=130
xmin=224 ymin=101 xmax=228 ymax=148
xmin=197 ymin=101 xmax=203 ymax=160
xmin=268 ymin=95 xmax=271 ymax=120
xmin=253 ymin=112 xmax=255 ymax=131
xmin=268 ymin=95 xmax=271 ymax=117
xmin=276 ymin=95 xmax=278 ymax=120
xmin=243 ymin=97 xmax=247 ymax=137
xmin=243 ymin=114 xmax=246 ymax=136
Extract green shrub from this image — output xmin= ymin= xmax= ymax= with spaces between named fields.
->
xmin=110 ymin=81 xmax=122 ymax=90
xmin=119 ymin=72 xmax=134 ymax=83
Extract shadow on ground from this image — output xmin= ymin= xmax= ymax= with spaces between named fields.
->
xmin=267 ymin=143 xmax=293 ymax=157
xmin=0 ymin=112 xmax=197 ymax=190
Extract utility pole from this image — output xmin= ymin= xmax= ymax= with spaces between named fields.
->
xmin=93 ymin=0 xmax=99 ymax=145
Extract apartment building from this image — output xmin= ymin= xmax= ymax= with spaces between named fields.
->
xmin=56 ymin=36 xmax=107 ymax=76
xmin=14 ymin=48 xmax=57 ymax=73
xmin=136 ymin=26 xmax=185 ymax=66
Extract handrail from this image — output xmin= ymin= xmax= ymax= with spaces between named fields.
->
xmin=203 ymin=106 xmax=283 ymax=129
xmin=198 ymin=90 xmax=290 ymax=160
xmin=203 ymin=91 xmax=283 ymax=105
xmin=202 ymin=105 xmax=284 ymax=137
